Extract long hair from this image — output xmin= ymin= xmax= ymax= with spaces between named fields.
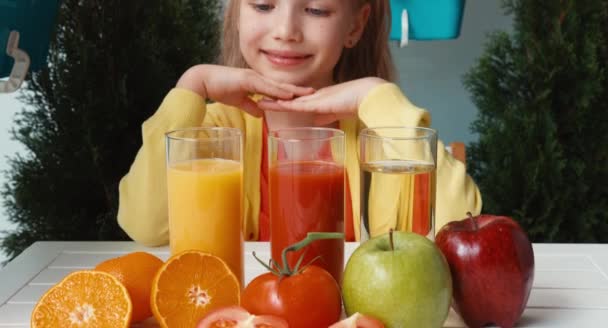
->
xmin=220 ymin=0 xmax=396 ymax=83
xmin=220 ymin=0 xmax=248 ymax=69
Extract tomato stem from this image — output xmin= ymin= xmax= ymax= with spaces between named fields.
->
xmin=281 ymin=232 xmax=344 ymax=275
xmin=291 ymin=248 xmax=309 ymax=273
xmin=252 ymin=251 xmax=281 ymax=276
xmin=295 ymin=255 xmax=322 ymax=274
xmin=270 ymin=258 xmax=282 ymax=272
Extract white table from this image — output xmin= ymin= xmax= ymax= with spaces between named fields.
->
xmin=1 ymin=242 xmax=607 ymax=327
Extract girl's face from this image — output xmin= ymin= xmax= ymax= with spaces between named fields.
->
xmin=239 ymin=0 xmax=369 ymax=88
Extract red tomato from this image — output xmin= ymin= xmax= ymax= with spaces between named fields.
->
xmin=196 ymin=306 xmax=288 ymax=328
xmin=329 ymin=312 xmax=386 ymax=328
xmin=241 ymin=265 xmax=342 ymax=328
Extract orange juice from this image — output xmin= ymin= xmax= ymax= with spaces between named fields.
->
xmin=166 ymin=158 xmax=243 ymax=283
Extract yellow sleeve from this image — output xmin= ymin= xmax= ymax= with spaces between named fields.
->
xmin=359 ymin=83 xmax=431 ymax=129
xmin=358 ymin=83 xmax=482 ymax=232
xmin=117 ymin=88 xmax=206 ymax=246
xmin=435 ymin=140 xmax=483 ymax=229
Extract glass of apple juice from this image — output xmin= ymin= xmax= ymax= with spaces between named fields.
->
xmin=358 ymin=127 xmax=438 ymax=241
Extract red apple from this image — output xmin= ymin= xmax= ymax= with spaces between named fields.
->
xmin=435 ymin=213 xmax=534 ymax=328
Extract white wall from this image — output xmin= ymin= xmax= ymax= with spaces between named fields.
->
xmin=392 ymin=0 xmax=512 ymax=144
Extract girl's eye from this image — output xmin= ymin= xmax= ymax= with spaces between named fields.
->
xmin=251 ymin=4 xmax=274 ymax=12
xmin=306 ymin=7 xmax=331 ymax=17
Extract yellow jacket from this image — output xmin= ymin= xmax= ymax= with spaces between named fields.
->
xmin=118 ymin=83 xmax=482 ymax=245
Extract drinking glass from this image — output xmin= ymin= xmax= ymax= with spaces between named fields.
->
xmin=359 ymin=127 xmax=437 ymax=241
xmin=166 ymin=127 xmax=243 ymax=283
xmin=269 ymin=127 xmax=345 ymax=283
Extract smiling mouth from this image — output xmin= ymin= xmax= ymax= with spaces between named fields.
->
xmin=261 ymin=50 xmax=313 ymax=66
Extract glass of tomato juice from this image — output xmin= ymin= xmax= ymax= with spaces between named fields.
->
xmin=165 ymin=127 xmax=244 ymax=285
xmin=268 ymin=127 xmax=345 ymax=284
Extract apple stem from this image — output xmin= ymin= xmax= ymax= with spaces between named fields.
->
xmin=389 ymin=228 xmax=395 ymax=251
xmin=467 ymin=212 xmax=479 ymax=231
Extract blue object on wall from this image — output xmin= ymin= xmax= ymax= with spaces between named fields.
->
xmin=390 ymin=0 xmax=466 ymax=43
xmin=0 ymin=0 xmax=61 ymax=78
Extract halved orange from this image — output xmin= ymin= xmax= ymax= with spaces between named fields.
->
xmin=151 ymin=250 xmax=240 ymax=328
xmin=95 ymin=251 xmax=163 ymax=323
xmin=31 ymin=270 xmax=132 ymax=327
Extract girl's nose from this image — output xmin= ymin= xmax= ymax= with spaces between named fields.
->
xmin=272 ymin=8 xmax=303 ymax=43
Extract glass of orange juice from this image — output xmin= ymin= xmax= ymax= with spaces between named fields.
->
xmin=165 ymin=127 xmax=243 ymax=284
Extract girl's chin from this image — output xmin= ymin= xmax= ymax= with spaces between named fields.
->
xmin=259 ymin=71 xmax=329 ymax=88
xmin=263 ymin=74 xmax=308 ymax=86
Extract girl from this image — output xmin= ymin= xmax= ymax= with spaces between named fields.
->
xmin=117 ymin=0 xmax=482 ymax=245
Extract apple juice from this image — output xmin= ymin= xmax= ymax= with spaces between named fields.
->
xmin=361 ymin=159 xmax=436 ymax=241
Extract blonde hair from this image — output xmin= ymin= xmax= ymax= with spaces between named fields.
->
xmin=220 ymin=0 xmax=396 ymax=83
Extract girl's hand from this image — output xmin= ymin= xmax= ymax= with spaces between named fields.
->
xmin=257 ymin=77 xmax=387 ymax=125
xmin=176 ymin=65 xmax=315 ymax=117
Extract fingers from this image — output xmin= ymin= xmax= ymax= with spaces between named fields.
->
xmin=256 ymin=98 xmax=288 ymax=111
xmin=244 ymin=72 xmax=314 ymax=100
xmin=256 ymin=99 xmax=312 ymax=112
xmin=260 ymin=76 xmax=315 ymax=97
xmin=257 ymin=94 xmax=334 ymax=114
xmin=275 ymin=97 xmax=322 ymax=112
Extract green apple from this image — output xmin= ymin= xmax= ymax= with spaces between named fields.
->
xmin=342 ymin=231 xmax=452 ymax=328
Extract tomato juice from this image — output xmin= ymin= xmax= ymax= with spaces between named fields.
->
xmin=269 ymin=160 xmax=345 ymax=284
